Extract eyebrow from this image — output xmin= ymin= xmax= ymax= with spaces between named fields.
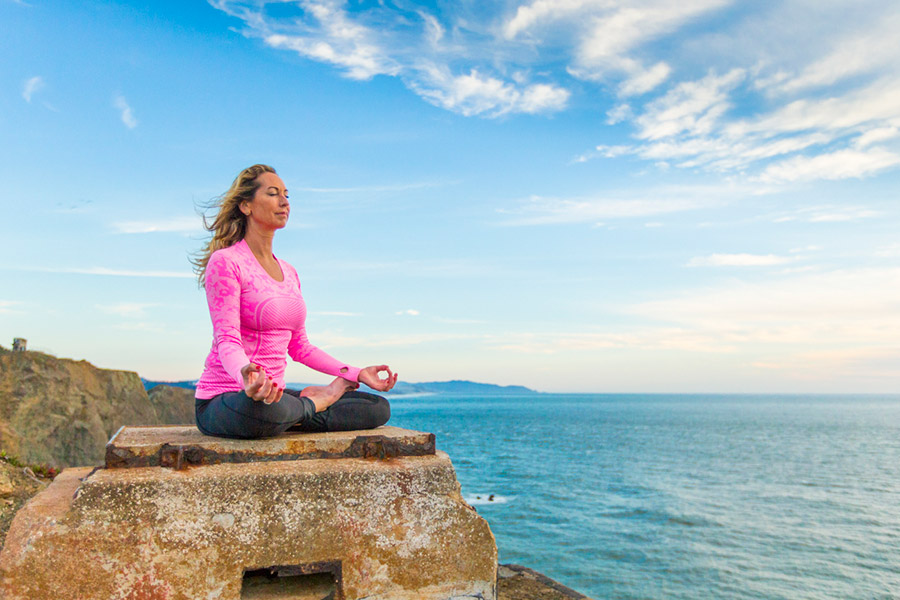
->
xmin=266 ymin=186 xmax=288 ymax=193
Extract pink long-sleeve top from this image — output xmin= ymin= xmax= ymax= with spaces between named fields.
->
xmin=195 ymin=239 xmax=361 ymax=399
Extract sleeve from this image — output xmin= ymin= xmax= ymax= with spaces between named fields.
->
xmin=205 ymin=251 xmax=250 ymax=386
xmin=285 ymin=268 xmax=361 ymax=383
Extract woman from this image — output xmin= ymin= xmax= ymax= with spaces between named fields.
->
xmin=192 ymin=164 xmax=396 ymax=439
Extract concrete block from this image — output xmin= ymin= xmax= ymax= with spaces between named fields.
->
xmin=0 ymin=427 xmax=497 ymax=600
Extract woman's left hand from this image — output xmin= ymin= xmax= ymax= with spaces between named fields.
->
xmin=359 ymin=365 xmax=398 ymax=393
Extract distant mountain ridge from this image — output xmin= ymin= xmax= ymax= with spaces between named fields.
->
xmin=141 ymin=378 xmax=538 ymax=395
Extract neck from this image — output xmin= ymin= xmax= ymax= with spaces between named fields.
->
xmin=243 ymin=225 xmax=275 ymax=259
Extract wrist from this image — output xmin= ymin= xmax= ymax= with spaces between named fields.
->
xmin=338 ymin=365 xmax=361 ymax=383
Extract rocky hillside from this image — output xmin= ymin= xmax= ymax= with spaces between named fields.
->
xmin=0 ymin=346 xmax=194 ymax=469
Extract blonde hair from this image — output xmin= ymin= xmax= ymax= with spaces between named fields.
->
xmin=193 ymin=164 xmax=277 ymax=286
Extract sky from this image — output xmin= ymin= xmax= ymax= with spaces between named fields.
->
xmin=1 ymin=0 xmax=898 ymax=393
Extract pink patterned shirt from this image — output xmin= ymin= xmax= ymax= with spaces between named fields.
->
xmin=195 ymin=239 xmax=360 ymax=399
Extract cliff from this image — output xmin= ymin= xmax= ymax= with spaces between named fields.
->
xmin=0 ymin=346 xmax=194 ymax=469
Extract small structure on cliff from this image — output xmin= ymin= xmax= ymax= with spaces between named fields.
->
xmin=11 ymin=338 xmax=26 ymax=352
xmin=0 ymin=425 xmax=498 ymax=600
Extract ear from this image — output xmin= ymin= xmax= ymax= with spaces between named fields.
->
xmin=239 ymin=201 xmax=251 ymax=217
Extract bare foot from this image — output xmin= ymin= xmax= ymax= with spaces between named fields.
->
xmin=301 ymin=377 xmax=359 ymax=413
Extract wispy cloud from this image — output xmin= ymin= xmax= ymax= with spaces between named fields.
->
xmin=113 ymin=94 xmax=138 ymax=129
xmin=212 ymin=0 xmax=571 ymax=117
xmin=210 ymin=1 xmax=900 ymax=183
xmin=772 ymin=205 xmax=881 ymax=223
xmin=111 ymin=216 xmax=201 ymax=234
xmin=296 ymin=181 xmax=447 ymax=193
xmin=22 ymin=76 xmax=43 ymax=102
xmin=687 ymin=253 xmax=791 ymax=267
xmin=95 ymin=303 xmax=158 ymax=318
xmin=632 ymin=266 xmax=900 ymax=333
xmin=4 ymin=266 xmax=193 ymax=278
xmin=498 ymin=182 xmax=742 ymax=225
xmin=494 ymin=266 xmax=900 ymax=372
xmin=395 ymin=309 xmax=420 ymax=316
xmin=0 ymin=300 xmax=22 ymax=314
xmin=758 ymin=148 xmax=900 ymax=183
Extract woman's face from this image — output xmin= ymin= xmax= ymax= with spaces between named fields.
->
xmin=243 ymin=172 xmax=290 ymax=231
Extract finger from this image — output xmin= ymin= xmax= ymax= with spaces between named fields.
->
xmin=264 ymin=384 xmax=281 ymax=405
xmin=252 ymin=377 xmax=271 ymax=401
xmin=386 ymin=373 xmax=398 ymax=391
xmin=246 ymin=374 xmax=264 ymax=396
xmin=243 ymin=363 xmax=259 ymax=383
xmin=273 ymin=387 xmax=284 ymax=403
xmin=258 ymin=377 xmax=274 ymax=399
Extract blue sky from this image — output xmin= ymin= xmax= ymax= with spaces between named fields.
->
xmin=1 ymin=0 xmax=898 ymax=393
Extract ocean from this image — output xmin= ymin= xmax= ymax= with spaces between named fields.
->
xmin=387 ymin=393 xmax=900 ymax=600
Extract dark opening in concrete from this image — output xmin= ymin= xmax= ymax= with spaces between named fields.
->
xmin=241 ymin=562 xmax=343 ymax=600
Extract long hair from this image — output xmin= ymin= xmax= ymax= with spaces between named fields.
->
xmin=192 ymin=164 xmax=276 ymax=287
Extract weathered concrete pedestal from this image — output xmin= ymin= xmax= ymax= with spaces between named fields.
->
xmin=0 ymin=426 xmax=498 ymax=600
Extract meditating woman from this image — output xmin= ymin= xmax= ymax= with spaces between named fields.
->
xmin=192 ymin=164 xmax=396 ymax=439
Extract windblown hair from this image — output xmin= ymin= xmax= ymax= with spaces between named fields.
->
xmin=192 ymin=164 xmax=277 ymax=287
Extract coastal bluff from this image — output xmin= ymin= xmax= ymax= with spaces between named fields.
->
xmin=0 ymin=346 xmax=194 ymax=468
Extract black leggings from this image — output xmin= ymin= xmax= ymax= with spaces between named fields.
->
xmin=195 ymin=388 xmax=390 ymax=439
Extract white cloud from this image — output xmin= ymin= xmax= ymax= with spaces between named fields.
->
xmin=733 ymin=78 xmax=900 ymax=139
xmin=687 ymin=253 xmax=791 ymax=267
xmin=874 ymin=243 xmax=900 ymax=258
xmin=503 ymin=195 xmax=710 ymax=225
xmin=565 ymin=0 xmax=728 ymax=87
xmin=500 ymin=182 xmax=742 ymax=225
xmin=3 ymin=266 xmax=193 ymax=278
xmin=759 ymin=148 xmax=900 ymax=183
xmin=111 ymin=216 xmax=202 ymax=234
xmin=576 ymin=266 xmax=900 ymax=376
xmin=772 ymin=205 xmax=880 ymax=223
xmin=96 ymin=303 xmax=157 ymax=318
xmin=0 ymin=300 xmax=21 ymax=314
xmin=411 ymin=66 xmax=569 ymax=117
xmin=606 ymin=103 xmax=632 ymax=124
xmin=632 ymin=267 xmax=900 ymax=332
xmin=503 ymin=0 xmax=599 ymax=40
xmin=214 ymin=1 xmax=569 ymax=118
xmin=113 ymin=95 xmax=138 ymax=129
xmin=395 ymin=309 xmax=420 ymax=316
xmin=210 ymin=1 xmax=900 ymax=183
xmin=618 ymin=62 xmax=671 ymax=97
xmin=265 ymin=28 xmax=396 ymax=81
xmin=635 ymin=69 xmax=745 ymax=140
xmin=774 ymin=12 xmax=900 ymax=94
xmin=22 ymin=76 xmax=43 ymax=102
xmin=854 ymin=126 xmax=900 ymax=148
xmin=788 ymin=245 xmax=821 ymax=254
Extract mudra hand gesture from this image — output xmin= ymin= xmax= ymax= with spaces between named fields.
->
xmin=241 ymin=363 xmax=284 ymax=404
xmin=359 ymin=365 xmax=398 ymax=392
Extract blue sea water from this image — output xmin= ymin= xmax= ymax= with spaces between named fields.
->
xmin=387 ymin=394 xmax=900 ymax=600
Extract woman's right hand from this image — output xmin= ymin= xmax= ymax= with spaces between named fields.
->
xmin=241 ymin=363 xmax=284 ymax=404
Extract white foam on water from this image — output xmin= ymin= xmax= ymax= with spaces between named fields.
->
xmin=465 ymin=492 xmax=510 ymax=505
